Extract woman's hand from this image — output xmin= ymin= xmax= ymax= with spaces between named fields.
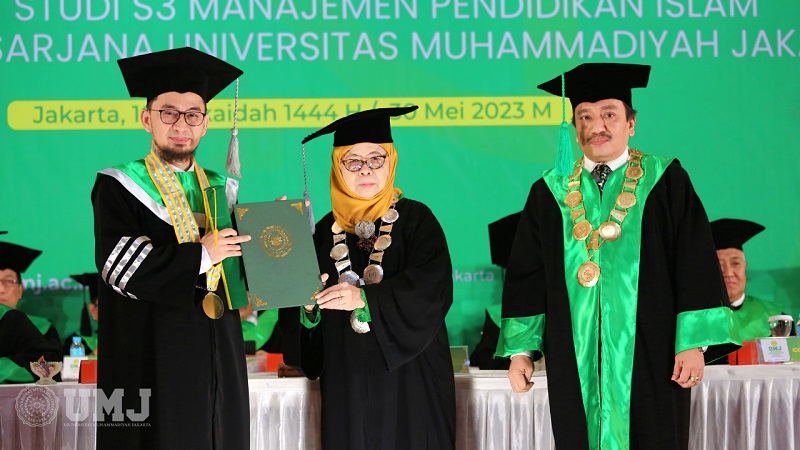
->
xmin=304 ymin=273 xmax=329 ymax=313
xmin=314 ymin=281 xmax=365 ymax=311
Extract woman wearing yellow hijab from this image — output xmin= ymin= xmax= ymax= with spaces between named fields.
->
xmin=282 ymin=106 xmax=456 ymax=449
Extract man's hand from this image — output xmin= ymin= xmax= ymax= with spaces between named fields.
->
xmin=508 ymin=354 xmax=535 ymax=393
xmin=200 ymin=228 xmax=251 ymax=265
xmin=671 ymin=348 xmax=705 ymax=388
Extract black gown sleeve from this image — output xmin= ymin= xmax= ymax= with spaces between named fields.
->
xmin=362 ymin=202 xmax=453 ymax=372
xmin=663 ymin=161 xmax=740 ymax=361
xmin=92 ymin=174 xmax=203 ymax=309
xmin=502 ymin=180 xmax=552 ymax=323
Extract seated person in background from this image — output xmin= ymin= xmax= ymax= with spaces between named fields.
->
xmin=470 ymin=304 xmax=510 ymax=370
xmin=240 ymin=293 xmax=281 ymax=354
xmin=0 ymin=240 xmax=61 ymax=347
xmin=711 ymin=218 xmax=794 ymax=339
xmin=0 ymin=303 xmax=63 ymax=383
xmin=63 ymin=273 xmax=99 ymax=356
xmin=471 ymin=211 xmax=539 ymax=370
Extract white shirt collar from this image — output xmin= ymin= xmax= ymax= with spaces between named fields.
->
xmin=730 ymin=293 xmax=746 ymax=308
xmin=583 ymin=147 xmax=629 ymax=172
xmin=170 ymin=162 xmax=195 ymax=172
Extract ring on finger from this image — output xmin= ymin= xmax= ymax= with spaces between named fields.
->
xmin=689 ymin=375 xmax=699 ymax=383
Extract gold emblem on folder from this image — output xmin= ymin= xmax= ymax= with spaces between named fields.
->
xmin=260 ymin=226 xmax=293 ymax=258
xmin=237 ymin=208 xmax=249 ymax=220
xmin=290 ymin=202 xmax=304 ymax=215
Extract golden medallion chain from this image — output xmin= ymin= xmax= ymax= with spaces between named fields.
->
xmin=564 ymin=149 xmax=644 ymax=287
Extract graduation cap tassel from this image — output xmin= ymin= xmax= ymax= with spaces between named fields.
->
xmin=302 ymin=143 xmax=316 ymax=234
xmin=555 ymin=73 xmax=573 ymax=176
xmin=226 ymin=78 xmax=242 ymax=178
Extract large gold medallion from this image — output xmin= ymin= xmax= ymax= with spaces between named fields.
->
xmin=565 ymin=191 xmax=583 ymax=208
xmin=625 ymin=166 xmax=644 ymax=180
xmin=598 ymin=221 xmax=621 ymax=241
xmin=572 ymin=220 xmax=593 ymax=241
xmin=616 ymin=192 xmax=637 ymax=209
xmin=577 ymin=261 xmax=601 ymax=288
xmin=202 ymin=292 xmax=225 ymax=319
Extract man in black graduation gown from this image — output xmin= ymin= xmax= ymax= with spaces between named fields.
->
xmin=0 ymin=241 xmax=61 ymax=347
xmin=0 ymin=235 xmax=62 ymax=383
xmin=92 ymin=48 xmax=251 ymax=450
xmin=0 ymin=304 xmax=63 ymax=383
xmin=496 ymin=63 xmax=740 ymax=450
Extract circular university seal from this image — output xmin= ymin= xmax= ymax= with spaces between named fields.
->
xmin=15 ymin=385 xmax=59 ymax=427
xmin=260 ymin=226 xmax=293 ymax=258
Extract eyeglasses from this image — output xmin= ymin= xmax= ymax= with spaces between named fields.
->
xmin=0 ymin=279 xmax=20 ymax=287
xmin=151 ymin=109 xmax=207 ymax=127
xmin=341 ymin=155 xmax=388 ymax=172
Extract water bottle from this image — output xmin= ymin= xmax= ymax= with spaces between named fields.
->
xmin=70 ymin=336 xmax=86 ymax=357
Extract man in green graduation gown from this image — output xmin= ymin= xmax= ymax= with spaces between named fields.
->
xmin=496 ymin=63 xmax=740 ymax=450
xmin=0 ymin=241 xmax=61 ymax=347
xmin=711 ymin=218 xmax=792 ymax=340
xmin=92 ymin=47 xmax=251 ymax=450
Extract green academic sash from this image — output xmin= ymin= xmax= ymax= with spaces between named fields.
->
xmin=544 ymin=153 xmax=669 ymax=450
xmin=733 ymin=296 xmax=785 ymax=341
xmin=109 ymin=159 xmax=248 ymax=309
xmin=81 ymin=333 xmax=98 ymax=353
xmin=26 ymin=314 xmax=52 ymax=336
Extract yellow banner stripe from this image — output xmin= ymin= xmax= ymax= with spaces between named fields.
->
xmin=7 ymin=96 xmax=569 ymax=130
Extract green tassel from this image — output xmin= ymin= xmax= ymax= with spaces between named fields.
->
xmin=556 ymin=121 xmax=573 ymax=176
xmin=554 ymin=72 xmax=573 ymax=176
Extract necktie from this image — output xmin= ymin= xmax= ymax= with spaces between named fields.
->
xmin=592 ymin=164 xmax=613 ymax=194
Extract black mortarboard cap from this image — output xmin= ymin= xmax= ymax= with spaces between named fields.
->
xmin=538 ymin=63 xmax=651 ymax=110
xmin=301 ymin=106 xmax=418 ymax=146
xmin=488 ymin=212 xmax=521 ymax=269
xmin=118 ymin=47 xmax=243 ymax=103
xmin=0 ymin=242 xmax=42 ymax=274
xmin=70 ymin=273 xmax=99 ymax=300
xmin=710 ymin=219 xmax=765 ymax=251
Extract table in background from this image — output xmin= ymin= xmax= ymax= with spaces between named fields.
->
xmin=690 ymin=365 xmax=800 ymax=450
xmin=249 ymin=365 xmax=800 ymax=450
xmin=0 ymin=382 xmax=95 ymax=450
xmin=0 ymin=365 xmax=798 ymax=449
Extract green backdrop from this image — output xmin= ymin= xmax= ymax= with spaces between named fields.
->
xmin=2 ymin=0 xmax=799 ymax=353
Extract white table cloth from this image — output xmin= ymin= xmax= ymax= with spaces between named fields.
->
xmin=0 ymin=365 xmax=797 ymax=449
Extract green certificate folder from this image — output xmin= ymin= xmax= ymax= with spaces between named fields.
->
xmin=233 ymin=200 xmax=321 ymax=310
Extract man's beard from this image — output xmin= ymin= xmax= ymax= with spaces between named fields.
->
xmin=153 ymin=142 xmax=196 ymax=166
